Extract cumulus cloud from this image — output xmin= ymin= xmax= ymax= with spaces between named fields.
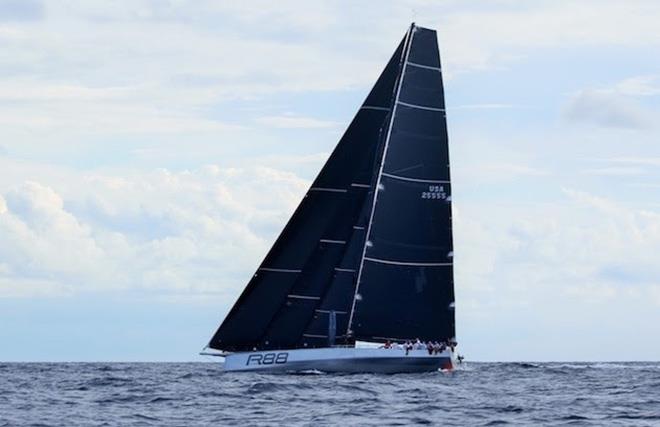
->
xmin=0 ymin=182 xmax=105 ymax=292
xmin=454 ymin=186 xmax=660 ymax=359
xmin=563 ymin=89 xmax=653 ymax=129
xmin=0 ymin=166 xmax=309 ymax=298
xmin=563 ymin=72 xmax=660 ymax=130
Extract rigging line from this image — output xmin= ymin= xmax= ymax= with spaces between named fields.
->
xmin=315 ymin=309 xmax=348 ymax=314
xmin=364 ymin=256 xmax=452 ymax=267
xmin=334 ymin=267 xmax=356 ymax=273
xmin=350 ymin=183 xmax=371 ymax=188
xmin=397 ymin=100 xmax=445 ymax=112
xmin=381 ymin=172 xmax=450 ymax=184
xmin=320 ymin=239 xmax=347 ymax=244
xmin=348 ymin=24 xmax=416 ymax=334
xmin=406 ymin=61 xmax=442 ymax=72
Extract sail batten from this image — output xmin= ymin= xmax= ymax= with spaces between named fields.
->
xmin=397 ymin=100 xmax=445 ymax=112
xmin=381 ymin=172 xmax=449 ymax=184
xmin=364 ymin=257 xmax=452 ymax=267
xmin=406 ymin=61 xmax=442 ymax=72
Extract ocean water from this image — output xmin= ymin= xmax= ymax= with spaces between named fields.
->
xmin=1 ymin=362 xmax=659 ymax=426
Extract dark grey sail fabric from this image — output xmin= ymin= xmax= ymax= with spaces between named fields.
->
xmin=208 ymin=24 xmax=455 ymax=352
xmin=349 ymin=25 xmax=455 ymax=343
xmin=208 ymin=37 xmax=406 ymax=352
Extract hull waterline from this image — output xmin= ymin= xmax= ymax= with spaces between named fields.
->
xmin=221 ymin=347 xmax=456 ymax=374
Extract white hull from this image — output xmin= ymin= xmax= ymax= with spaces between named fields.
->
xmin=222 ymin=347 xmax=455 ymax=374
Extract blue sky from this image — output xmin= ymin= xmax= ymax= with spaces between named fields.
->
xmin=1 ymin=0 xmax=660 ymax=362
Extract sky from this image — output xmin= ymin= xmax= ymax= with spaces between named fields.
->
xmin=1 ymin=0 xmax=660 ymax=362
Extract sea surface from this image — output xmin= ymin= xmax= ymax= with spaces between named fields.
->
xmin=1 ymin=362 xmax=659 ymax=426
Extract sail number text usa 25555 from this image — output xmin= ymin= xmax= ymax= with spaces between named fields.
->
xmin=421 ymin=185 xmax=447 ymax=200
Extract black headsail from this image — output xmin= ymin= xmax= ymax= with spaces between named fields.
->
xmin=348 ymin=25 xmax=455 ymax=344
xmin=208 ymin=23 xmax=454 ymax=352
xmin=208 ymin=35 xmax=406 ymax=352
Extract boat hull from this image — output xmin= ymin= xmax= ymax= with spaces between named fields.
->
xmin=222 ymin=347 xmax=455 ymax=373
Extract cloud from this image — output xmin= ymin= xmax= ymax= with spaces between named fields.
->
xmin=425 ymin=0 xmax=660 ymax=76
xmin=581 ymin=167 xmax=646 ymax=176
xmin=563 ymin=89 xmax=653 ymax=129
xmin=0 ymin=181 xmax=105 ymax=288
xmin=451 ymin=104 xmax=519 ymax=110
xmin=0 ymin=80 xmax=244 ymax=135
xmin=255 ymin=114 xmax=339 ymax=129
xmin=0 ymin=166 xmax=309 ymax=298
xmin=563 ymin=73 xmax=660 ymax=130
xmin=613 ymin=75 xmax=660 ymax=97
xmin=2 ymin=1 xmax=660 ymax=145
xmin=454 ymin=186 xmax=660 ymax=359
xmin=480 ymin=163 xmax=548 ymax=177
xmin=454 ymin=156 xmax=550 ymax=185
xmin=597 ymin=156 xmax=660 ymax=167
xmin=0 ymin=0 xmax=43 ymax=22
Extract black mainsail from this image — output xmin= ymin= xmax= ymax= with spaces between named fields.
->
xmin=208 ymin=24 xmax=454 ymax=353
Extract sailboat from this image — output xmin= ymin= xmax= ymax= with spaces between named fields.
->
xmin=205 ymin=23 xmax=456 ymax=373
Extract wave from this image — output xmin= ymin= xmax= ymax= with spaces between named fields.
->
xmin=3 ymin=362 xmax=660 ymax=426
xmin=147 ymin=397 xmax=175 ymax=404
xmin=287 ymin=369 xmax=325 ymax=375
xmin=246 ymin=381 xmax=300 ymax=394
xmin=132 ymin=414 xmax=160 ymax=421
xmin=509 ymin=362 xmax=541 ymax=369
xmin=561 ymin=414 xmax=590 ymax=420
xmin=84 ymin=376 xmax=134 ymax=387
